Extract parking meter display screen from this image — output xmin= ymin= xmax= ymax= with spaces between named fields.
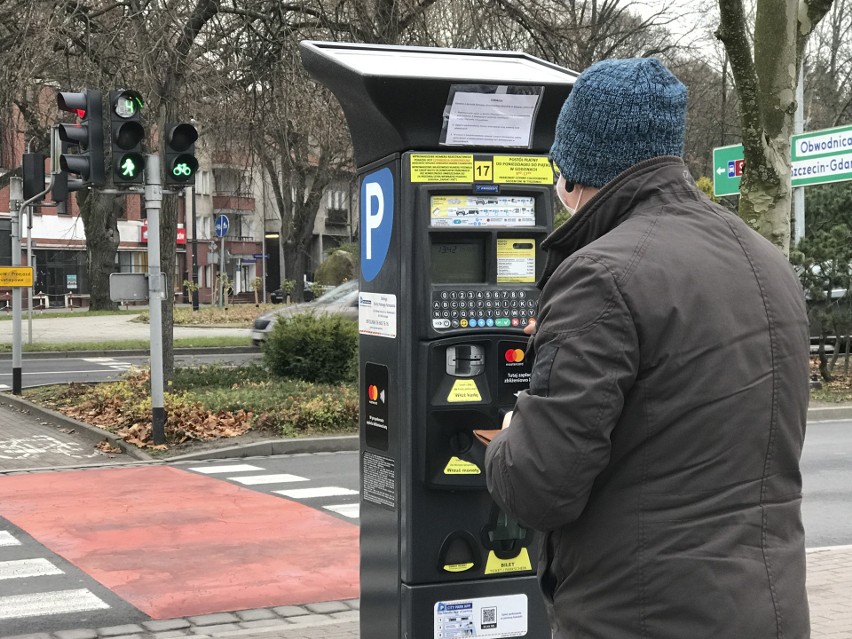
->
xmin=431 ymin=240 xmax=485 ymax=283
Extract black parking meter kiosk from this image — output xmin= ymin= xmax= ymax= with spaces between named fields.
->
xmin=301 ymin=41 xmax=577 ymax=639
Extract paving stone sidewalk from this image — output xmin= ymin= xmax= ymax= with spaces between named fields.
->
xmin=5 ymin=546 xmax=851 ymax=639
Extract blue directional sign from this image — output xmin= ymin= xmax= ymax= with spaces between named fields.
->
xmin=214 ymin=214 xmax=230 ymax=238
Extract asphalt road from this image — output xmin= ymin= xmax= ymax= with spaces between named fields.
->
xmin=801 ymin=419 xmax=852 ymax=548
xmin=0 ymin=351 xmax=262 ymax=389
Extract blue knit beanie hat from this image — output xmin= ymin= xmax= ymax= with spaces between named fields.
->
xmin=550 ymin=57 xmax=687 ymax=188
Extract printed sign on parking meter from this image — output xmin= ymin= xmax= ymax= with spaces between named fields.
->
xmin=712 ymin=144 xmax=745 ymax=197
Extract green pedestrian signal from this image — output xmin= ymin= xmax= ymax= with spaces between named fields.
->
xmin=120 ymin=154 xmax=143 ymax=179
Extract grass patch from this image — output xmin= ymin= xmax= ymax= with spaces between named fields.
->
xmin=810 ymin=357 xmax=852 ymax=402
xmin=0 ymin=335 xmax=252 ymax=352
xmin=24 ymin=364 xmax=357 ymax=452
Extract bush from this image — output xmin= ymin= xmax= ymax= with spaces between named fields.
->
xmin=264 ymin=312 xmax=358 ymax=383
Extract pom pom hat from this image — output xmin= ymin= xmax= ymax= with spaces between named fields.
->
xmin=550 ymin=58 xmax=688 ymax=188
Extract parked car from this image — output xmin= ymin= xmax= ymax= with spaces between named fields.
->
xmin=270 ymin=282 xmax=318 ymax=304
xmin=251 ymin=280 xmax=359 ymax=346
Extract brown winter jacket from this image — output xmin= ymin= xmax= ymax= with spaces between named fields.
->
xmin=485 ymin=157 xmax=810 ymax=638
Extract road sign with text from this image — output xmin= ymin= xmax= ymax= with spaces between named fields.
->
xmin=0 ymin=267 xmax=33 ymax=287
xmin=712 ymin=144 xmax=744 ymax=197
xmin=791 ymin=124 xmax=852 ymax=187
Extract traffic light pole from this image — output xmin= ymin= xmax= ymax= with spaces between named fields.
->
xmin=9 ymin=173 xmax=55 ymax=395
xmin=144 ymin=154 xmax=167 ymax=445
xmin=9 ymin=178 xmax=23 ymax=395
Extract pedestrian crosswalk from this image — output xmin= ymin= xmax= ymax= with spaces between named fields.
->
xmin=0 ymin=528 xmax=110 ymax=623
xmin=184 ymin=459 xmax=361 ymax=521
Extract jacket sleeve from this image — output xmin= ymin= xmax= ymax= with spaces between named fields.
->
xmin=485 ymin=254 xmax=639 ymax=531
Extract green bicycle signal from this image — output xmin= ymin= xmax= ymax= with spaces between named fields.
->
xmin=168 ymin=152 xmax=199 ymax=183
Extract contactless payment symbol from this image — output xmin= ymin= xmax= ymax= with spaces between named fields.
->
xmin=361 ymin=168 xmax=394 ymax=282
xmin=504 ymin=348 xmax=525 ymax=363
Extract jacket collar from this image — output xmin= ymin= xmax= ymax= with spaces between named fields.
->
xmin=539 ymin=156 xmax=691 ymax=288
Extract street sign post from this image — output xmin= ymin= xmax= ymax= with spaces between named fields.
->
xmin=791 ymin=124 xmax=852 ymax=187
xmin=712 ymin=144 xmax=744 ymax=197
xmin=214 ymin=215 xmax=229 ymax=307
xmin=214 ymin=214 xmax=229 ymax=238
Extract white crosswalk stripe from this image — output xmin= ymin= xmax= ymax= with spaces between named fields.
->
xmin=229 ymin=473 xmax=308 ymax=485
xmin=0 ymin=558 xmax=63 ymax=580
xmin=81 ymin=357 xmax=132 ymax=371
xmin=0 ymin=589 xmax=110 ymax=620
xmin=0 ymin=531 xmax=21 ymax=547
xmin=324 ymin=503 xmax=360 ymax=519
xmin=188 ymin=464 xmax=264 ymax=474
xmin=274 ymin=486 xmax=358 ymax=499
xmin=181 ymin=458 xmax=360 ymax=521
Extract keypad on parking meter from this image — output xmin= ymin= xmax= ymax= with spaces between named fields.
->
xmin=432 ymin=288 xmax=536 ymax=330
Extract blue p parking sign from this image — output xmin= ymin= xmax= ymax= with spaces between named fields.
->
xmin=360 ymin=168 xmax=394 ymax=282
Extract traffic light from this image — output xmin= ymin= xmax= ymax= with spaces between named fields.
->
xmin=109 ymin=89 xmax=145 ymax=184
xmin=56 ymin=89 xmax=105 ymax=187
xmin=22 ymin=153 xmax=46 ymax=203
xmin=163 ymin=122 xmax=198 ymax=186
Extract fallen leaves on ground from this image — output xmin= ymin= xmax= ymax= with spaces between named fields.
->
xmin=96 ymin=440 xmax=122 ymax=454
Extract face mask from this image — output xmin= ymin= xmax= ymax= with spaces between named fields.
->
xmin=558 ymin=184 xmax=584 ymax=217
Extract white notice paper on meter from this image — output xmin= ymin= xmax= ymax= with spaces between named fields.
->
xmin=359 ymin=292 xmax=397 ymax=338
xmin=444 ymin=91 xmax=540 ymax=148
xmin=434 ymin=594 xmax=528 ymax=638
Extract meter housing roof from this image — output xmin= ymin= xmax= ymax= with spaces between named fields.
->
xmin=300 ymin=41 xmax=578 ymax=168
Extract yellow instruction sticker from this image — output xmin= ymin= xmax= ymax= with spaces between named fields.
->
xmin=443 ymin=562 xmax=475 ymax=573
xmin=493 ymin=155 xmax=554 ymax=184
xmin=496 ymin=238 xmax=536 ymax=283
xmin=444 ymin=456 xmax=482 ymax=475
xmin=484 ymin=547 xmax=532 ymax=574
xmin=410 ymin=154 xmax=474 ymax=183
xmin=447 ymin=378 xmax=482 ymax=402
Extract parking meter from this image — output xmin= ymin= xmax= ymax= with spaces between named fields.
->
xmin=301 ymin=41 xmax=577 ymax=638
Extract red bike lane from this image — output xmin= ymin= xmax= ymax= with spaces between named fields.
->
xmin=0 ymin=465 xmax=359 ymax=619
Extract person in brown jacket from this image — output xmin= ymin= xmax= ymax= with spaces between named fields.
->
xmin=485 ymin=57 xmax=811 ymax=638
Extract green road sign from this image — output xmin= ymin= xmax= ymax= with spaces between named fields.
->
xmin=791 ymin=124 xmax=852 ymax=187
xmin=712 ymin=144 xmax=744 ymax=196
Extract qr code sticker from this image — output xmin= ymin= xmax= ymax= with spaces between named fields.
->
xmin=481 ymin=606 xmax=497 ymax=629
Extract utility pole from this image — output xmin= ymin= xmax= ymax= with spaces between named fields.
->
xmin=145 ymin=154 xmax=167 ymax=445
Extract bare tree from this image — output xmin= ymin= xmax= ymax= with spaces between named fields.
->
xmin=716 ymin=0 xmax=834 ymax=255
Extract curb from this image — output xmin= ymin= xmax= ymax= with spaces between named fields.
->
xmin=0 ymin=393 xmax=358 ymax=464
xmin=807 ymin=405 xmax=852 ymax=421
xmin=0 ymin=599 xmax=361 ymax=639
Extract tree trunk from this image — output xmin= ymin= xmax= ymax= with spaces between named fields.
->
xmin=160 ymin=195 xmax=178 ymax=382
xmin=78 ymin=190 xmax=119 ymax=310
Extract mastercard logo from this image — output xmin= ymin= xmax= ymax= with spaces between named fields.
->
xmin=504 ymin=348 xmax=525 ymax=363
xmin=368 ymin=385 xmax=379 ymax=401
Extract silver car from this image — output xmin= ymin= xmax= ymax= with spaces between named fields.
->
xmin=250 ymin=280 xmax=359 ymax=345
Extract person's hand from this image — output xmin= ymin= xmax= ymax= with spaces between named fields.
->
xmin=502 ymin=410 xmax=513 ymax=430
xmin=524 ymin=318 xmax=536 ymax=335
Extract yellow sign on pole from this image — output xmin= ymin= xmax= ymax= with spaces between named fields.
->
xmin=0 ymin=267 xmax=34 ymax=287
